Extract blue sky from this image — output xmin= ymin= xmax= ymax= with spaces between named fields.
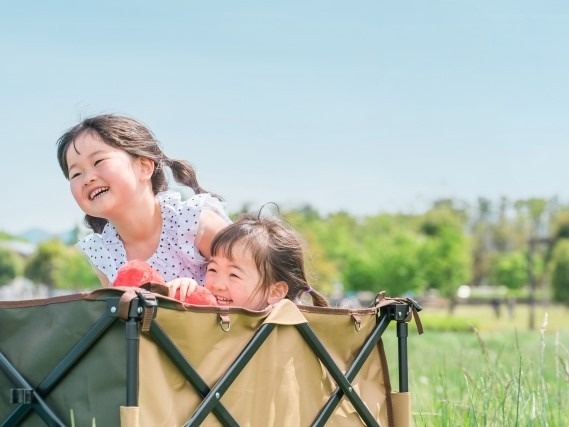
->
xmin=1 ymin=1 xmax=567 ymax=234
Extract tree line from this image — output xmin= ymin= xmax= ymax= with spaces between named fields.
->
xmin=1 ymin=196 xmax=568 ymax=306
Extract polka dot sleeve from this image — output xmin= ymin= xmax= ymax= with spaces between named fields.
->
xmin=76 ymin=225 xmax=125 ymax=284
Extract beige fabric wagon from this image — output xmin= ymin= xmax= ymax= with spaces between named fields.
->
xmin=0 ymin=287 xmax=421 ymax=426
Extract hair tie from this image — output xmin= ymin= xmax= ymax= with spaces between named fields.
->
xmin=304 ymin=286 xmax=313 ymax=294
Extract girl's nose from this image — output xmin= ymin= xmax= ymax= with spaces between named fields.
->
xmin=206 ymin=276 xmax=226 ymax=291
xmin=83 ymin=172 xmax=96 ymax=186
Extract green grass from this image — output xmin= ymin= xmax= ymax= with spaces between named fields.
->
xmin=383 ymin=304 xmax=569 ymax=426
xmin=422 ymin=302 xmax=568 ymax=333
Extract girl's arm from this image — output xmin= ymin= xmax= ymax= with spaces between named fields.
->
xmin=169 ymin=207 xmax=229 ymax=300
xmin=195 ymin=208 xmax=231 ymax=259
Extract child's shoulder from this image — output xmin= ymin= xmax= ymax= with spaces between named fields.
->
xmin=156 ymin=190 xmax=211 ymax=212
xmin=158 ymin=191 xmax=226 ymax=215
xmin=77 ymin=222 xmax=120 ymax=253
xmin=158 ymin=191 xmax=211 ymax=235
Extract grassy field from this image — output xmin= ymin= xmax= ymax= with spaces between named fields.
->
xmin=382 ymin=303 xmax=569 ymax=426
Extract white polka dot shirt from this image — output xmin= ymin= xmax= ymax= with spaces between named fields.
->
xmin=77 ymin=191 xmax=230 ymax=285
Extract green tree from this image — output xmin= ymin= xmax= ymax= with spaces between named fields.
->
xmin=284 ymin=208 xmax=338 ymax=294
xmin=0 ymin=247 xmax=23 ymax=286
xmin=24 ymin=239 xmax=66 ymax=291
xmin=418 ymin=206 xmax=471 ymax=298
xmin=524 ymin=198 xmax=548 ymax=231
xmin=287 ymin=209 xmax=359 ymax=294
xmin=317 ymin=211 xmax=360 ymax=268
xmin=470 ymin=197 xmax=493 ymax=286
xmin=550 ymin=239 xmax=569 ymax=306
xmin=550 ymin=208 xmax=569 ymax=245
xmin=0 ymin=231 xmax=15 ymax=240
xmin=343 ymin=230 xmax=425 ymax=296
xmin=519 ymin=198 xmax=550 ymax=330
xmin=489 ymin=250 xmax=528 ymax=289
xmin=54 ymin=248 xmax=100 ymax=290
xmin=24 ymin=240 xmax=100 ymax=291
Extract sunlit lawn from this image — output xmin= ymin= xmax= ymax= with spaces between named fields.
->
xmin=383 ymin=303 xmax=569 ymax=426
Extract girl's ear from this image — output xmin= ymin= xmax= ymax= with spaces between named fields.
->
xmin=266 ymin=281 xmax=289 ymax=305
xmin=138 ymin=157 xmax=155 ymax=181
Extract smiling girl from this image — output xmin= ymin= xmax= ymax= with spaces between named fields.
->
xmin=56 ymin=114 xmax=231 ymax=298
xmin=202 ymin=210 xmax=330 ymax=310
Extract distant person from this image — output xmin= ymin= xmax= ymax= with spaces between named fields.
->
xmin=490 ymin=297 xmax=502 ymax=318
xmin=191 ymin=209 xmax=330 ymax=310
xmin=56 ymin=114 xmax=231 ymax=298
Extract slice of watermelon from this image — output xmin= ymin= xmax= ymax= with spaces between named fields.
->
xmin=113 ymin=259 xmax=166 ymax=287
xmin=177 ymin=286 xmax=217 ymax=306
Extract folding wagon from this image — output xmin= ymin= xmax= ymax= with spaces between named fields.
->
xmin=0 ymin=287 xmax=422 ymax=426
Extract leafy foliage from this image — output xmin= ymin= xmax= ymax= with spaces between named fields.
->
xmin=488 ymin=250 xmax=528 ymax=289
xmin=24 ymin=240 xmax=64 ymax=288
xmin=0 ymin=247 xmax=23 ymax=286
xmin=0 ymin=231 xmax=15 ymax=241
xmin=343 ymin=230 xmax=425 ymax=295
xmin=24 ymin=240 xmax=99 ymax=290
xmin=551 ymin=239 xmax=569 ymax=306
xmin=3 ymin=195 xmax=567 ymax=303
xmin=287 ymin=204 xmax=471 ymax=298
xmin=416 ymin=206 xmax=471 ymax=297
xmin=54 ymin=248 xmax=100 ymax=290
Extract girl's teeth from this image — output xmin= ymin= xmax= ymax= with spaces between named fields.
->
xmin=90 ymin=188 xmax=109 ymax=200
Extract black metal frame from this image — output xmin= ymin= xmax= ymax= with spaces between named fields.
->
xmin=147 ymin=301 xmax=419 ymax=427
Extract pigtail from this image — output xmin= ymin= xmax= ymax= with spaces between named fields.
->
xmin=307 ymin=288 xmax=331 ymax=307
xmin=167 ymin=158 xmax=222 ymax=201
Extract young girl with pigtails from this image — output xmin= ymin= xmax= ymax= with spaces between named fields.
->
xmin=56 ymin=114 xmax=231 ymax=299
xmin=200 ymin=208 xmax=330 ymax=309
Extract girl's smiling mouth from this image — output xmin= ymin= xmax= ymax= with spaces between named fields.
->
xmin=215 ymin=296 xmax=232 ymax=305
xmin=89 ymin=187 xmax=109 ymax=200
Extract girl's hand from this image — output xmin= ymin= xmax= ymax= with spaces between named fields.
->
xmin=167 ymin=277 xmax=198 ymax=300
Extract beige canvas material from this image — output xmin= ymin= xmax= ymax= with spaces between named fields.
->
xmin=120 ymin=406 xmax=141 ymax=427
xmin=136 ymin=298 xmax=394 ymax=426
xmin=391 ymin=392 xmax=412 ymax=427
xmin=0 ymin=290 xmax=417 ymax=427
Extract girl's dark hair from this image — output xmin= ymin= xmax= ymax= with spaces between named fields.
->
xmin=56 ymin=114 xmax=219 ymax=233
xmin=210 ymin=210 xmax=330 ymax=307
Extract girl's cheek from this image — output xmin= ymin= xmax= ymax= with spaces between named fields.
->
xmin=70 ymin=181 xmax=84 ymax=203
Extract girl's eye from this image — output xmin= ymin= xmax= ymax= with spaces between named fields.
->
xmin=70 ymin=172 xmax=81 ymax=180
xmin=206 ymin=267 xmax=217 ymax=274
xmin=94 ymin=159 xmax=104 ymax=166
